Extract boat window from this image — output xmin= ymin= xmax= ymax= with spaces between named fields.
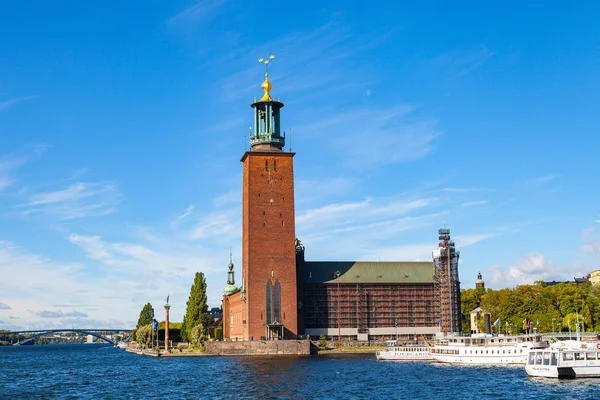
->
xmin=575 ymin=353 xmax=585 ymax=361
xmin=563 ymin=353 xmax=573 ymax=361
xmin=551 ymin=353 xmax=557 ymax=366
xmin=536 ymin=352 xmax=543 ymax=365
xmin=503 ymin=350 xmax=505 ymax=354
xmin=543 ymin=352 xmax=550 ymax=365
xmin=587 ymin=352 xmax=597 ymax=361
xmin=528 ymin=353 xmax=535 ymax=365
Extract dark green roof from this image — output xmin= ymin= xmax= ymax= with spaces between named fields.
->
xmin=304 ymin=261 xmax=434 ymax=284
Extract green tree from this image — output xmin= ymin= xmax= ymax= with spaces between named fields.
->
xmin=181 ymin=272 xmax=211 ymax=342
xmin=191 ymin=324 xmax=208 ymax=346
xmin=136 ymin=303 xmax=155 ymax=329
xmin=136 ymin=324 xmax=153 ymax=347
xmin=214 ymin=327 xmax=223 ymax=340
xmin=318 ymin=334 xmax=327 ymax=350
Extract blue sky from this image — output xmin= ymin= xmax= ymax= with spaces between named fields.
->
xmin=1 ymin=1 xmax=599 ymax=330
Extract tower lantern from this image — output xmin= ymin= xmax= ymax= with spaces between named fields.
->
xmin=250 ymin=55 xmax=285 ymax=151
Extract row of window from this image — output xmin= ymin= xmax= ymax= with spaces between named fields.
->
xmin=528 ymin=352 xmax=559 ymax=365
xmin=463 ymin=348 xmax=524 ymax=355
xmin=432 ymin=349 xmax=459 ymax=355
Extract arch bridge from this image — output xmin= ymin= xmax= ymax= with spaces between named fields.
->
xmin=8 ymin=329 xmax=132 ymax=346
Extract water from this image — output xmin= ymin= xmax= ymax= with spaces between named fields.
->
xmin=1 ymin=345 xmax=600 ymax=399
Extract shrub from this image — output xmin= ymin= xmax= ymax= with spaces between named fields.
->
xmin=214 ymin=327 xmax=223 ymax=340
xmin=318 ymin=335 xmax=327 ymax=350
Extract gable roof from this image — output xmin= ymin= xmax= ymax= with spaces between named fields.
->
xmin=303 ymin=261 xmax=434 ymax=284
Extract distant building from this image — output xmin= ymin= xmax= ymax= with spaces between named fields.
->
xmin=209 ymin=307 xmax=223 ymax=320
xmin=86 ymin=335 xmax=94 ymax=343
xmin=475 ymin=271 xmax=485 ymax=289
xmin=590 ymin=270 xmax=600 ymax=286
xmin=469 ymin=307 xmax=483 ymax=334
xmin=544 ymin=274 xmax=590 ymax=286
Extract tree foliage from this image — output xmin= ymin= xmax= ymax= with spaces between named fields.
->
xmin=136 ymin=303 xmax=155 ymax=329
xmin=136 ymin=324 xmax=153 ymax=346
xmin=318 ymin=334 xmax=328 ymax=350
xmin=191 ymin=324 xmax=208 ymax=346
xmin=181 ymin=272 xmax=211 ymax=342
xmin=461 ymin=282 xmax=598 ymax=334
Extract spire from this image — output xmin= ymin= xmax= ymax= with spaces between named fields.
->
xmin=249 ymin=55 xmax=285 ymax=151
xmin=258 ymin=56 xmax=275 ymax=102
xmin=223 ymin=248 xmax=238 ymax=295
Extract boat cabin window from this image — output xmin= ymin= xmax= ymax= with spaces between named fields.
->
xmin=528 ymin=353 xmax=535 ymax=365
xmin=543 ymin=352 xmax=550 ymax=365
xmin=587 ymin=352 xmax=597 ymax=361
xmin=575 ymin=353 xmax=585 ymax=361
xmin=562 ymin=352 xmax=574 ymax=361
xmin=536 ymin=352 xmax=543 ymax=365
xmin=551 ymin=353 xmax=557 ymax=366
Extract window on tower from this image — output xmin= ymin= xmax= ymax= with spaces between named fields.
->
xmin=274 ymin=160 xmax=277 ymax=171
xmin=265 ymin=160 xmax=269 ymax=171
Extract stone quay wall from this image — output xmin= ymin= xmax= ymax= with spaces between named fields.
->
xmin=206 ymin=340 xmax=314 ymax=356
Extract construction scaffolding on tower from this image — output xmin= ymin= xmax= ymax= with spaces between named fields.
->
xmin=433 ymin=228 xmax=462 ymax=335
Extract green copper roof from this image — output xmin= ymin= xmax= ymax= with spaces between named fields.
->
xmin=223 ymin=285 xmax=239 ymax=296
xmin=303 ymin=261 xmax=434 ymax=284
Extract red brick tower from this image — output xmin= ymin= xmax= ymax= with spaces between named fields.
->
xmin=241 ymin=57 xmax=298 ymax=340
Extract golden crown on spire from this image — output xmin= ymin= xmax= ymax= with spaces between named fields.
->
xmin=257 ymin=55 xmax=275 ymax=102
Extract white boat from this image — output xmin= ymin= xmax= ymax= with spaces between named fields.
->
xmin=430 ymin=333 xmax=546 ymax=365
xmin=376 ymin=340 xmax=433 ymax=361
xmin=525 ymin=340 xmax=600 ymax=378
xmin=115 ymin=341 xmax=128 ymax=349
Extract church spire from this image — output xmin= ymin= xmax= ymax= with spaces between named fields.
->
xmin=223 ymin=247 xmax=238 ymax=295
xmin=249 ymin=55 xmax=285 ymax=151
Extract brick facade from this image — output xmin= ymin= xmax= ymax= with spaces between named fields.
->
xmin=223 ymin=291 xmax=245 ymax=340
xmin=241 ymin=151 xmax=298 ymax=340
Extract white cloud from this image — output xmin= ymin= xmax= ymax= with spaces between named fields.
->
xmin=0 ymin=95 xmax=36 ymax=112
xmin=461 ymin=200 xmax=488 ymax=207
xmin=483 ymin=253 xmax=587 ymax=288
xmin=21 ymin=181 xmax=121 ymax=220
xmin=0 ymin=147 xmax=46 ymax=192
xmin=438 ymin=45 xmax=495 ymax=77
xmin=453 ymin=233 xmax=498 ymax=248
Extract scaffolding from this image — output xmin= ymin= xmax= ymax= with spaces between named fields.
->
xmin=304 ymin=283 xmax=437 ymax=335
xmin=433 ymin=228 xmax=461 ymax=335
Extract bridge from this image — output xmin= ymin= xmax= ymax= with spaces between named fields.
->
xmin=7 ymin=329 xmax=132 ymax=346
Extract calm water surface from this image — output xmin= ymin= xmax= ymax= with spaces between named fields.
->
xmin=1 ymin=344 xmax=600 ymax=399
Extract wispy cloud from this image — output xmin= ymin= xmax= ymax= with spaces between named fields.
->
xmin=167 ymin=0 xmax=226 ymax=24
xmin=36 ymin=310 xmax=88 ymax=319
xmin=462 ymin=200 xmax=488 ymax=207
xmin=172 ymin=204 xmax=195 ymax=227
xmin=0 ymin=302 xmax=11 ymax=310
xmin=438 ymin=46 xmax=495 ymax=77
xmin=454 ymin=233 xmax=498 ymax=248
xmin=0 ymin=146 xmax=47 ymax=192
xmin=294 ymin=105 xmax=440 ymax=166
xmin=0 ymin=95 xmax=36 ymax=112
xmin=21 ymin=181 xmax=121 ymax=220
xmin=527 ymin=174 xmax=561 ymax=184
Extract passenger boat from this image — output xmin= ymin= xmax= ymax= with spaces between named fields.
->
xmin=376 ymin=340 xmax=433 ymax=361
xmin=430 ymin=333 xmax=546 ymax=365
xmin=525 ymin=340 xmax=600 ymax=378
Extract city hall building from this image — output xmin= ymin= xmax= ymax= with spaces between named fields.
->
xmin=222 ymin=66 xmax=461 ymax=342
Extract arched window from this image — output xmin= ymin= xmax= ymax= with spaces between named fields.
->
xmin=274 ymin=280 xmax=281 ymax=323
xmin=265 ymin=160 xmax=269 ymax=171
xmin=274 ymin=160 xmax=277 ymax=171
xmin=266 ymin=282 xmax=272 ymax=324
